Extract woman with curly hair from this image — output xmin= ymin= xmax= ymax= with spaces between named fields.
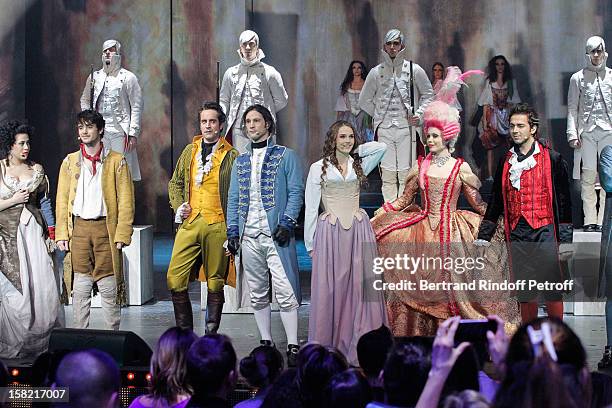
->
xmin=129 ymin=327 xmax=198 ymax=408
xmin=305 ymin=120 xmax=387 ymax=365
xmin=335 ymin=61 xmax=373 ymax=142
xmin=0 ymin=120 xmax=62 ymax=358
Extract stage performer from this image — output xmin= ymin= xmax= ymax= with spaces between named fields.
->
xmin=476 ymin=103 xmax=573 ymax=323
xmin=359 ymin=28 xmax=434 ymax=202
xmin=305 ymin=120 xmax=387 ymax=365
xmin=597 ymin=145 xmax=612 ymax=368
xmin=478 ymin=55 xmax=521 ymax=182
xmin=226 ymin=104 xmax=303 ymax=367
xmin=0 ymin=120 xmax=62 ymax=358
xmin=371 ymin=67 xmax=520 ymax=337
xmin=335 ymin=61 xmax=373 ymax=142
xmin=432 ymin=62 xmax=462 ymax=112
xmin=567 ymin=36 xmax=612 ymax=232
xmin=167 ymin=102 xmax=238 ymax=333
xmin=80 ymin=39 xmax=143 ymax=181
xmin=219 ymin=30 xmax=288 ymax=154
xmin=56 ymin=110 xmax=134 ymax=330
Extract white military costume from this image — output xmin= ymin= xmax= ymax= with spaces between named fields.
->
xmin=80 ymin=39 xmax=142 ymax=181
xmin=219 ymin=30 xmax=288 ymax=153
xmin=567 ymin=36 xmax=612 ymax=228
xmin=359 ymin=29 xmax=434 ymax=201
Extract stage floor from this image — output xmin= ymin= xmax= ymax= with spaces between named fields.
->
xmin=71 ymin=227 xmax=610 ymax=371
xmin=60 ymin=303 xmax=607 ymax=371
xmin=3 ymin=235 xmax=610 ymax=373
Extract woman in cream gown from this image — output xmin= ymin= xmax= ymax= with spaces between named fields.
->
xmin=0 ymin=121 xmax=62 ymax=358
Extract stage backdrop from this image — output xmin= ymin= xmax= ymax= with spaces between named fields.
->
xmin=0 ymin=0 xmax=609 ymax=232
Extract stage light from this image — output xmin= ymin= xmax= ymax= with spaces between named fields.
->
xmin=11 ymin=369 xmax=18 ymax=377
xmin=145 ymin=373 xmax=152 ymax=381
xmin=126 ymin=372 xmax=135 ymax=381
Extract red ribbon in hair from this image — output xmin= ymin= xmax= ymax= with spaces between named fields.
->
xmin=80 ymin=142 xmax=104 ymax=175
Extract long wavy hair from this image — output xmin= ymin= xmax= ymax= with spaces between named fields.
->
xmin=340 ymin=60 xmax=368 ymax=95
xmin=320 ymin=120 xmax=367 ymax=186
xmin=149 ymin=327 xmax=198 ymax=403
xmin=487 ymin=55 xmax=513 ymax=84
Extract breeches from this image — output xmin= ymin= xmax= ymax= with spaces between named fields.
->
xmin=71 ymin=217 xmax=113 ymax=281
xmin=580 ymin=128 xmax=612 ymax=225
xmin=167 ymin=217 xmax=228 ymax=293
xmin=241 ymin=234 xmax=298 ymax=311
xmin=377 ymin=126 xmax=414 ymax=171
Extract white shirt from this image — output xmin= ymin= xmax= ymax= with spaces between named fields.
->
xmin=244 ymin=146 xmax=272 ymax=237
xmin=73 ymin=159 xmax=107 ymax=219
xmin=304 ymin=142 xmax=387 ymax=251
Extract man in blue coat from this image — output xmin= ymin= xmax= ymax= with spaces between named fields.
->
xmin=226 ymin=104 xmax=304 ymax=366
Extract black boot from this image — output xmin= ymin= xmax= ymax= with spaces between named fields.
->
xmin=205 ymin=291 xmax=224 ymax=334
xmin=287 ymin=344 xmax=300 ymax=368
xmin=171 ymin=290 xmax=193 ymax=330
xmin=599 ymin=346 xmax=612 ymax=370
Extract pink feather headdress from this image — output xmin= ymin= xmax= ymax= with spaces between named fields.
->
xmin=423 ymin=67 xmax=483 ymax=141
xmin=419 ymin=67 xmax=483 ymax=189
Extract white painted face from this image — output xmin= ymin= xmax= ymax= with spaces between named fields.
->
xmin=589 ymin=44 xmax=605 ymax=67
xmin=384 ymin=39 xmax=403 ymax=59
xmin=240 ymin=39 xmax=259 ymax=62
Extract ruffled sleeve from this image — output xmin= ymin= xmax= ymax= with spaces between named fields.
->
xmin=459 ymin=162 xmax=487 ymax=215
xmin=335 ymin=93 xmax=349 ymax=112
xmin=358 ymin=141 xmax=387 ymax=175
xmin=477 ymin=82 xmax=492 ymax=106
xmin=304 ymin=161 xmax=323 ymax=252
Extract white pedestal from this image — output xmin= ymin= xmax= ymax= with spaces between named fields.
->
xmin=123 ymin=225 xmax=154 ymax=305
xmin=565 ymin=230 xmax=604 ymax=316
xmin=69 ymin=225 xmax=154 ymax=307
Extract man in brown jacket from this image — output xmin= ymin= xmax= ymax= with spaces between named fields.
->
xmin=56 ymin=109 xmax=134 ymax=330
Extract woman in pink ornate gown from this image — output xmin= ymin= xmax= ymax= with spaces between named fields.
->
xmin=371 ymin=68 xmax=520 ymax=337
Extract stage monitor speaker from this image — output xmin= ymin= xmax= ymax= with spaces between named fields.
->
xmin=49 ymin=328 xmax=153 ymax=368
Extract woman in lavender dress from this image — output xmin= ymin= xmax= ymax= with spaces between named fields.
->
xmin=305 ymin=120 xmax=387 ymax=365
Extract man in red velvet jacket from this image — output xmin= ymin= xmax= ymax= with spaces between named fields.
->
xmin=476 ymin=103 xmax=573 ymax=322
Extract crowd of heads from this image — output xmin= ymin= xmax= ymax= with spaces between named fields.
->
xmin=3 ymin=315 xmax=610 ymax=408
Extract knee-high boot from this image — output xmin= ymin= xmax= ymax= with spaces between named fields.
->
xmin=205 ymin=290 xmax=225 ymax=334
xmin=171 ymin=290 xmax=193 ymax=330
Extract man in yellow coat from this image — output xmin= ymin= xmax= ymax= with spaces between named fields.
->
xmin=56 ymin=110 xmax=134 ymax=330
xmin=167 ymin=101 xmax=238 ymax=332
